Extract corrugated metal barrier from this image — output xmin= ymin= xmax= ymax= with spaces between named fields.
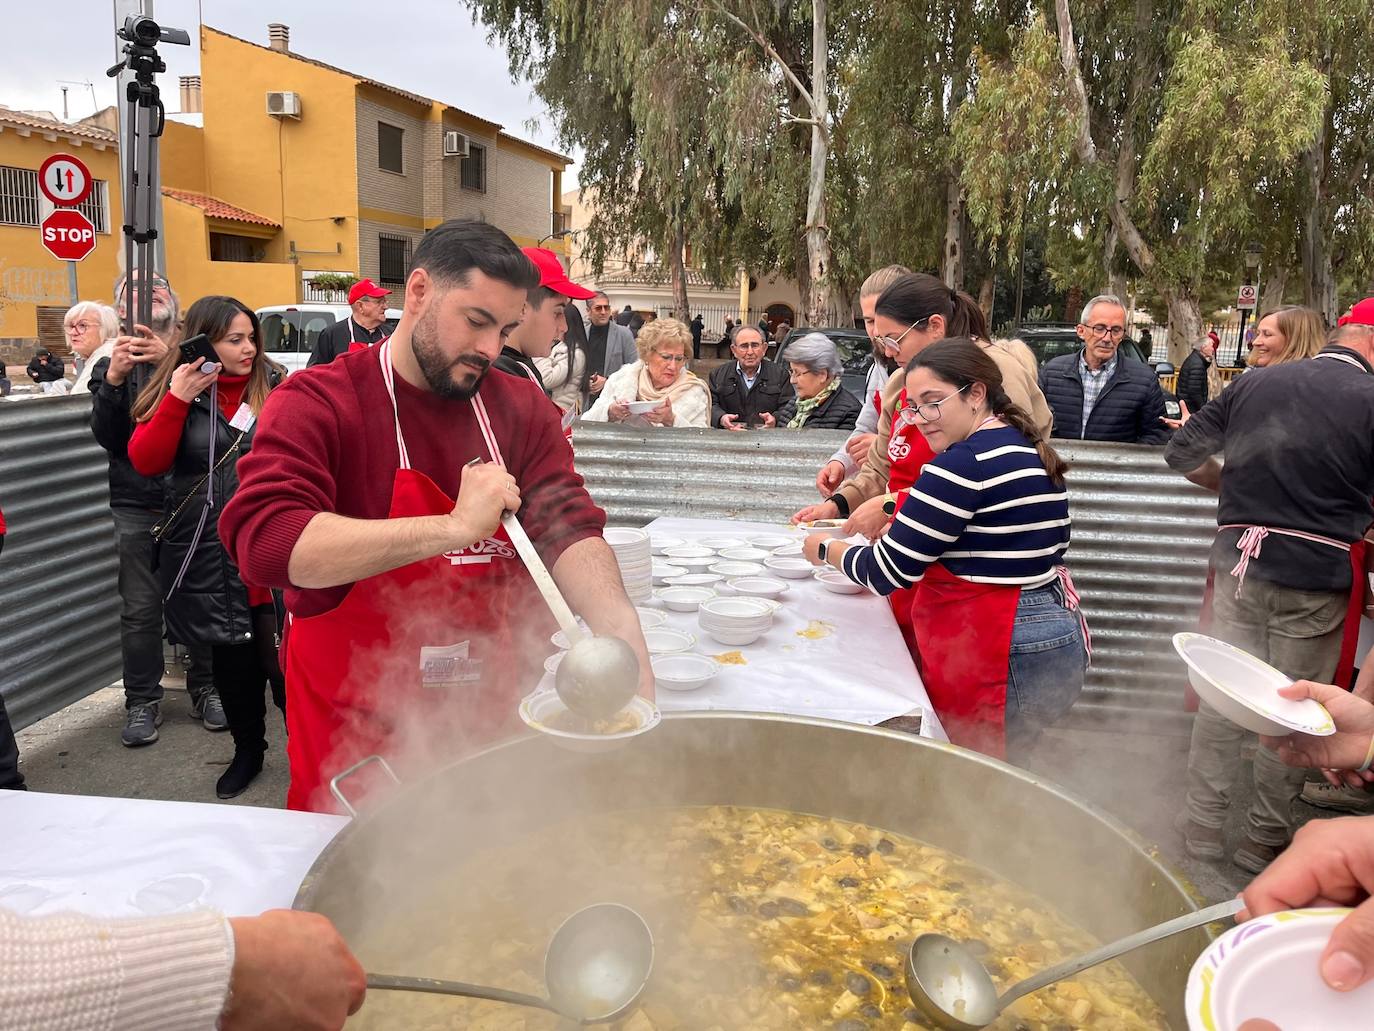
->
xmin=571 ymin=422 xmax=1218 ymax=733
xmin=0 ymin=396 xmax=121 ymax=729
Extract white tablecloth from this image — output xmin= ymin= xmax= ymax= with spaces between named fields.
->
xmin=543 ymin=517 xmax=945 ymax=739
xmin=0 ymin=791 xmax=346 ymax=918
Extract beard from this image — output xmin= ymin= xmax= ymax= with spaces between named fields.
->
xmin=411 ymin=307 xmax=490 ymax=401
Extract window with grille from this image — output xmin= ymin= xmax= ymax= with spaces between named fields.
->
xmin=0 ymin=166 xmax=110 ymax=231
xmin=460 ymin=143 xmax=486 ymax=192
xmin=378 ymin=122 xmax=404 ymax=174
xmin=210 ymin=232 xmax=264 ymax=262
xmin=379 ymin=233 xmax=411 ymax=286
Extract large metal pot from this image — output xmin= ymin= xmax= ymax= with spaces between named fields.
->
xmin=295 ymin=713 xmax=1204 ymax=1028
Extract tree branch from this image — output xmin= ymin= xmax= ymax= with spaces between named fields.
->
xmin=710 ymin=1 xmax=820 ymax=119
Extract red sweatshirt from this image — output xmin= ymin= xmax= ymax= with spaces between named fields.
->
xmin=128 ymin=376 xmax=249 ymax=477
xmin=219 ymin=349 xmax=606 ymax=618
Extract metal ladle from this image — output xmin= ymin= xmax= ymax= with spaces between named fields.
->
xmin=365 ymin=902 xmax=654 ymax=1025
xmin=905 ymin=897 xmax=1243 ymax=1030
xmin=467 ymin=459 xmax=640 ymax=718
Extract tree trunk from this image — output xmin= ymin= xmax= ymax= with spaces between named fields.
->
xmin=1262 ymin=263 xmax=1289 ymax=311
xmin=1299 ymin=136 xmax=1337 ymax=325
xmin=802 ymin=0 xmax=832 ymax=326
xmin=1103 ymin=225 xmax=1128 ymax=302
xmin=668 ymin=214 xmax=690 ymax=322
xmin=977 ymin=272 xmax=995 ymax=324
xmin=941 ymin=176 xmax=964 ymax=290
xmin=1163 ymin=287 xmax=1203 ymax=366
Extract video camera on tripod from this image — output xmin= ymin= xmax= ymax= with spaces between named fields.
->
xmin=106 ymin=14 xmax=190 ymax=347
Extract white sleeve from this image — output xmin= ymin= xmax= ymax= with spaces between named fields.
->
xmin=671 ymin=383 xmax=711 ymax=428
xmin=0 ymin=907 xmax=234 ymax=1031
xmin=582 ymin=363 xmax=638 ymax=422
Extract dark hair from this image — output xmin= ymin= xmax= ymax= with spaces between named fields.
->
xmin=875 ymin=273 xmax=987 ymax=341
xmin=410 ymin=219 xmax=539 ymax=291
xmin=907 ymin=337 xmax=1067 ymax=485
xmin=528 ymin=285 xmax=559 ymax=309
xmin=592 ymin=291 xmax=611 ymax=305
xmin=563 ymin=300 xmax=592 ymax=393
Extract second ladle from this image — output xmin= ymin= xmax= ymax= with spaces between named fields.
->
xmin=905 ymin=897 xmax=1244 ymax=1030
xmin=365 ymin=902 xmax=654 ymax=1025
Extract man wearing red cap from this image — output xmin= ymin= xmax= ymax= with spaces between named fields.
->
xmin=307 ymin=278 xmax=393 ymax=367
xmin=493 ymin=247 xmax=596 ymax=394
xmin=1338 ymin=297 xmax=1374 ymax=329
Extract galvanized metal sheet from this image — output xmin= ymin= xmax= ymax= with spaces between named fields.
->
xmin=571 ymin=422 xmax=1216 ymax=732
xmin=0 ymin=396 xmax=121 ymax=729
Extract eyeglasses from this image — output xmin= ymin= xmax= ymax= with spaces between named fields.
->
xmin=878 ymin=318 xmax=930 ymax=356
xmin=67 ymin=321 xmax=95 ymax=333
xmin=652 ymin=351 xmax=687 ymax=365
xmin=897 ymin=384 xmax=969 ymax=425
xmin=590 ymin=304 xmax=611 ymax=312
xmin=1084 ymin=324 xmax=1126 ymax=338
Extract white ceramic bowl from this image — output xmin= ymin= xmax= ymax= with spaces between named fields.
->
xmin=651 ymin=653 xmax=721 ymax=692
xmin=727 ymin=576 xmax=789 ymax=599
xmin=717 ymin=547 xmax=771 ymax=562
xmin=765 ymin=556 xmax=818 ymax=580
xmin=652 ymin=562 xmax=686 ymax=585
xmin=663 ymin=573 xmax=724 ymax=588
xmin=642 ymin=627 xmax=697 ymax=655
xmin=635 ymin=606 xmax=668 ymax=629
xmin=1173 ymin=633 xmax=1335 ymax=737
xmin=654 ymin=586 xmax=716 ymax=612
xmin=650 ymin=535 xmax=685 ymax=555
xmin=747 ymin=534 xmax=798 ymax=551
xmin=519 ymin=691 xmax=660 ymax=753
xmin=816 ymin=571 xmax=865 ymax=595
xmin=709 ymin=561 xmax=765 ymax=578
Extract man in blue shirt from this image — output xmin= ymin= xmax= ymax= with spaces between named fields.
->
xmin=708 ymin=325 xmax=793 ymax=429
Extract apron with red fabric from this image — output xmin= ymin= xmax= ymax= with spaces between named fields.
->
xmin=884 ymin=389 xmax=937 ymax=658
xmin=347 ymin=319 xmax=389 ymax=355
xmin=282 ymin=340 xmax=521 ymax=812
xmin=909 ymin=562 xmax=1020 ymax=758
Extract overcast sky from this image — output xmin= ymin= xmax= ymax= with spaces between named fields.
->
xmin=4 ymin=1 xmax=576 ymax=180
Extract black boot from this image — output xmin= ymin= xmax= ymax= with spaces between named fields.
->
xmin=216 ymin=747 xmax=265 ymax=799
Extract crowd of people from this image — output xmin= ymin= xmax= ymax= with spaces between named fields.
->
xmin=5 ymin=216 xmax=1374 ymax=1028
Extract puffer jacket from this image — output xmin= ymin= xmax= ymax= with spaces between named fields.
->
xmin=89 ymin=358 xmax=167 ymax=512
xmin=155 ymin=391 xmax=258 ymax=647
xmin=775 ymin=384 xmax=863 ymax=431
xmin=1175 ymin=349 xmax=1210 ymax=415
xmin=1039 ymin=351 xmax=1170 ymax=445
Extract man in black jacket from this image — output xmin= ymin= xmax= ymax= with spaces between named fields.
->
xmin=306 ymin=279 xmax=392 ymax=367
xmin=708 ymin=325 xmax=794 ymax=429
xmin=1175 ymin=335 xmax=1215 ymax=416
xmin=1038 ymin=293 xmax=1170 ymax=445
xmin=89 ymin=271 xmax=222 ymax=747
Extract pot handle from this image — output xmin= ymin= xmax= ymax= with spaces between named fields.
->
xmin=329 ymin=754 xmax=401 ymax=818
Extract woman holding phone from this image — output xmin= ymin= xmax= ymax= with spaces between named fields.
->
xmin=128 ymin=296 xmax=286 ymax=799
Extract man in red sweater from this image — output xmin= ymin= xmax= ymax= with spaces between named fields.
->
xmin=220 ymin=220 xmax=652 ymax=812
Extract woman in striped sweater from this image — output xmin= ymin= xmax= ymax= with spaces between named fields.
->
xmin=804 ymin=338 xmax=1088 ymax=760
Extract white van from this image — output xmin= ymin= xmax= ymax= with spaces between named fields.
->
xmin=256 ymin=304 xmax=401 ymax=375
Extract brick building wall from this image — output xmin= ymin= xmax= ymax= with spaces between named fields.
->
xmin=355 ymin=95 xmax=426 ymax=218
xmin=489 ymin=143 xmax=555 ymax=242
xmin=356 ymin=217 xmax=426 ymax=288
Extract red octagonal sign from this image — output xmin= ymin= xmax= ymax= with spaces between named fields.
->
xmin=41 ymin=208 xmax=96 ymax=262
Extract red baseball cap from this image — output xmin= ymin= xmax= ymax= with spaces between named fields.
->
xmin=1337 ymin=297 xmax=1374 ymax=327
xmin=348 ymin=278 xmax=391 ymax=305
xmin=1207 ymin=330 xmax=1220 ymax=343
xmin=522 ymin=247 xmax=596 ymax=300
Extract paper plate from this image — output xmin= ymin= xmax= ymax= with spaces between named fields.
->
xmin=1187 ymin=908 xmax=1374 ymax=1030
xmin=520 ymin=691 xmax=660 ymax=754
xmin=1173 ymin=633 xmax=1335 ymax=737
xmin=624 ymin=400 xmax=660 ymax=415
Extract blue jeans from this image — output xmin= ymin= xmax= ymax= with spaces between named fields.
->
xmin=1005 ymin=585 xmax=1087 ymax=757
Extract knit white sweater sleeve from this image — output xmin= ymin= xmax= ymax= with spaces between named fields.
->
xmin=0 ymin=907 xmax=235 ymax=1031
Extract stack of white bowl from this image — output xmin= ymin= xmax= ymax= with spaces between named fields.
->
xmin=605 ymin=527 xmax=653 ymax=602
xmin=697 ymin=596 xmax=774 ymax=646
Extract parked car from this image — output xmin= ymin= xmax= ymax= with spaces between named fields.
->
xmin=256 ymin=304 xmax=401 ymax=374
xmin=1011 ymin=323 xmax=1148 ymax=367
xmin=774 ymin=326 xmax=874 ymax=398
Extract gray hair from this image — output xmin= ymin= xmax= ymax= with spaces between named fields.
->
xmin=732 ymin=324 xmax=765 ymax=347
xmin=1079 ymin=293 xmax=1126 ymax=326
xmin=784 ymin=332 xmax=842 ymax=378
xmin=63 ymin=301 xmax=119 ymax=340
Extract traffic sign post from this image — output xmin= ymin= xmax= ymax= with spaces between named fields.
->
xmin=1236 ymin=284 xmax=1258 ymax=311
xmin=41 ymin=209 xmax=97 ymax=262
xmin=37 ymin=152 xmax=95 ymax=304
xmin=38 ymin=153 xmax=93 ymax=207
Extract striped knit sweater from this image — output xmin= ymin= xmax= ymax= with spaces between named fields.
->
xmin=840 ymin=425 xmax=1071 ymax=594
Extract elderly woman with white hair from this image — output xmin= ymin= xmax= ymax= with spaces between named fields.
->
xmin=774 ymin=332 xmax=863 ymax=430
xmin=65 ymin=300 xmax=120 ymax=393
xmin=583 ymin=317 xmax=711 ymax=427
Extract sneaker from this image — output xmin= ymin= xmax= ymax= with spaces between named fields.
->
xmin=1174 ymin=811 xmax=1224 ymax=861
xmin=191 ymin=690 xmax=229 ymax=732
xmin=1233 ymin=837 xmax=1286 ymax=875
xmin=121 ymin=703 xmax=163 ymax=747
xmin=215 ymin=749 xmax=264 ymax=800
xmin=1301 ymin=780 xmax=1374 ymax=814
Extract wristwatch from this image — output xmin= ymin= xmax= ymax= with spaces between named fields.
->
xmin=817 ymin=540 xmax=829 ymax=563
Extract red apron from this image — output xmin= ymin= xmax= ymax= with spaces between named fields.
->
xmin=346 ymin=320 xmax=389 ymax=356
xmin=909 ymin=562 xmax=1019 ymax=758
xmin=884 ymin=389 xmax=936 ymax=659
xmin=282 ymin=341 xmax=521 ymax=812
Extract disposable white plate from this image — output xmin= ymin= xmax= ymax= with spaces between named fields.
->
xmin=550 ymin=623 xmax=590 ymax=650
xmin=664 ymin=573 xmax=724 ymax=588
xmin=663 ymin=546 xmax=714 ymax=560
xmin=726 ymin=577 xmax=789 ymax=599
xmin=816 ymin=571 xmax=865 ymax=595
xmin=699 ymin=596 xmax=774 ymax=620
xmin=543 ymin=651 xmax=565 ymax=676
xmin=654 ymin=586 xmax=716 ymax=612
xmin=650 ymin=536 xmax=684 ymax=555
xmin=765 ymin=556 xmax=818 ymax=580
xmin=669 ymin=555 xmax=718 ymax=571
xmin=519 ymin=691 xmax=660 ymax=754
xmin=624 ymin=400 xmax=661 ymax=415
xmin=718 ymin=547 xmax=771 ymax=562
xmin=642 ymin=627 xmax=697 ymax=654
xmin=1173 ymin=633 xmax=1335 ymax=737
xmin=651 ymin=653 xmax=721 ymax=692
xmin=652 ymin=563 xmax=686 ymax=584
xmin=635 ymin=607 xmax=668 ymax=628
xmin=603 ymin=526 xmax=650 ymax=548
xmin=709 ymin=561 xmax=765 ymax=578
xmin=747 ymin=534 xmax=798 ymax=550
xmin=696 ymin=537 xmax=742 ymax=551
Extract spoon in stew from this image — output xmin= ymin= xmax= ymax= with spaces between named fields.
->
xmin=905 ymin=896 xmax=1243 ymax=1030
xmin=365 ymin=902 xmax=654 ymax=1025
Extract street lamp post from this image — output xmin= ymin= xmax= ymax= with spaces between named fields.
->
xmin=538 ymin=228 xmax=577 ymax=247
xmin=1234 ymin=241 xmax=1262 ymax=367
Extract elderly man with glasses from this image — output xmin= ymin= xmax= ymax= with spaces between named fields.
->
xmin=581 ymin=291 xmax=639 ymax=410
xmin=1038 ymin=293 xmax=1171 ymax=445
xmin=708 ymin=325 xmax=793 ymax=429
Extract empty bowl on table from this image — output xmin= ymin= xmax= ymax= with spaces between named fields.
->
xmin=663 ymin=545 xmax=714 ymax=560
xmin=816 ymin=571 xmax=865 ymax=595
xmin=635 ymin=606 xmax=669 ymax=629
xmin=642 ymin=627 xmax=697 ymax=655
xmin=652 ymin=562 xmax=686 ymax=585
xmin=765 ymin=556 xmax=818 ymax=580
xmin=709 ymin=561 xmax=765 ymax=578
xmin=770 ymin=541 xmax=804 ymax=558
xmin=650 ymin=535 xmax=685 ymax=555
xmin=696 ymin=537 xmax=742 ymax=552
xmin=747 ymin=534 xmax=798 ymax=551
xmin=654 ymin=586 xmax=716 ymax=612
xmin=1173 ymin=632 xmax=1335 ymax=737
xmin=663 ymin=572 xmax=724 ymax=588
xmin=651 ymin=653 xmax=721 ymax=692
xmin=717 ymin=547 xmax=772 ymax=563
xmin=727 ymin=576 xmax=788 ymax=600
xmin=668 ymin=554 xmax=718 ymax=571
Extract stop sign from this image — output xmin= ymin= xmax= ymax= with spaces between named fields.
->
xmin=40 ymin=208 xmax=96 ymax=262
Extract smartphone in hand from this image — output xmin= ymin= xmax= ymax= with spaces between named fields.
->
xmin=177 ymin=334 xmax=218 ymax=371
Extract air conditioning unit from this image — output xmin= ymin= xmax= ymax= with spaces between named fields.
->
xmin=266 ymin=91 xmax=302 ymax=119
xmin=443 ymin=130 xmax=469 ymax=158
